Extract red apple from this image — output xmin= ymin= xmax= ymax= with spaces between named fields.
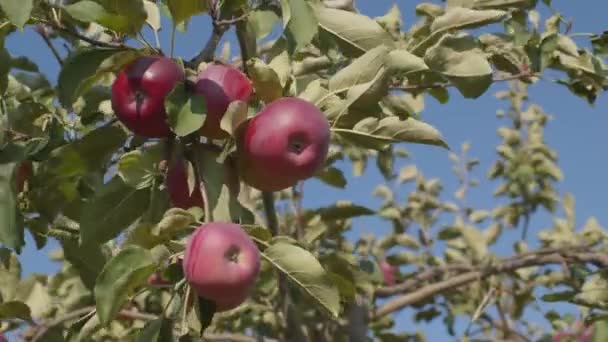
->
xmin=194 ymin=64 xmax=252 ymax=139
xmin=166 ymin=158 xmax=204 ymax=210
xmin=0 ymin=334 xmax=6 ymax=342
xmin=379 ymin=260 xmax=397 ymax=286
xmin=15 ymin=160 xmax=32 ymax=193
xmin=182 ymin=222 xmax=260 ymax=312
xmin=236 ymin=97 xmax=330 ymax=192
xmin=112 ymin=55 xmax=184 ymax=138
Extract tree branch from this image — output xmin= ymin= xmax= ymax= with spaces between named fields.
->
xmin=31 ymin=306 xmax=273 ymax=342
xmin=187 ymin=10 xmax=249 ymax=69
xmin=372 ymin=244 xmax=608 ymax=318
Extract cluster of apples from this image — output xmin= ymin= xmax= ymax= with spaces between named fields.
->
xmin=112 ymin=55 xmax=330 ymax=312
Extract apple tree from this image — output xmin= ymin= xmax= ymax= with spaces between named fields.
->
xmin=1 ymin=0 xmax=608 ymax=341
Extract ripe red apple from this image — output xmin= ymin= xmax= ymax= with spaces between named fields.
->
xmin=166 ymin=158 xmax=204 ymax=210
xmin=182 ymin=222 xmax=260 ymax=312
xmin=194 ymin=64 xmax=252 ymax=139
xmin=0 ymin=333 xmax=7 ymax=342
xmin=112 ymin=55 xmax=184 ymax=138
xmin=15 ymin=160 xmax=32 ymax=193
xmin=236 ymin=97 xmax=330 ymax=192
xmin=379 ymin=260 xmax=397 ymax=286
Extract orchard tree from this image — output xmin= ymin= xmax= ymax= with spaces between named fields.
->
xmin=1 ymin=0 xmax=608 ymax=341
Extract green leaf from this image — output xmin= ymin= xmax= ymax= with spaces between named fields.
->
xmin=165 ymin=83 xmax=207 ymax=137
xmin=0 ymin=301 xmax=31 ymax=321
xmin=263 ymin=242 xmax=340 ymax=317
xmin=249 ymin=10 xmax=280 ymax=39
xmin=424 ymin=34 xmax=493 ymax=98
xmin=248 ymin=58 xmax=283 ymax=103
xmin=95 ymin=246 xmax=156 ymax=326
xmin=163 ymin=0 xmax=208 ymax=25
xmin=60 ymin=239 xmax=107 ymax=290
xmin=315 ymin=166 xmax=347 ymax=188
xmin=144 ymin=0 xmax=162 ymax=31
xmin=316 ymin=201 xmax=374 ymax=221
xmin=329 ymin=45 xmax=390 ymax=93
xmin=65 ymin=0 xmax=148 ymax=35
xmin=541 ymin=290 xmax=577 ymax=302
xmin=64 ymin=1 xmax=108 ymax=23
xmin=438 ymin=226 xmax=462 ymax=240
xmin=192 ymin=147 xmax=241 ymax=222
xmin=0 ymin=163 xmax=22 ymax=253
xmin=333 ymin=117 xmax=448 ymax=150
xmin=57 ymin=48 xmax=125 ymax=108
xmin=316 ymin=6 xmax=394 ymax=56
xmin=0 ymin=47 xmax=10 ymax=95
xmin=80 ymin=176 xmax=151 ymax=245
xmin=48 ymin=125 xmax=127 ymax=179
xmin=117 ymin=143 xmax=163 ymax=189
xmin=280 ymin=0 xmax=318 ymax=49
xmin=220 ymin=100 xmax=248 ymax=136
xmin=0 ymin=0 xmax=33 ymax=29
xmin=431 ymin=7 xmax=507 ymax=33
xmin=386 ymin=49 xmax=429 ymax=75
xmin=136 ymin=318 xmax=173 ymax=342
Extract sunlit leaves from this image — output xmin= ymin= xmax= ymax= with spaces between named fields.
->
xmin=316 ymin=6 xmax=394 ymax=56
xmin=165 ymin=83 xmax=207 ymax=136
xmin=163 ymin=0 xmax=208 ymax=26
xmin=263 ymin=242 xmax=341 ymax=318
xmin=280 ymin=0 xmax=318 ymax=49
xmin=0 ymin=0 xmax=33 ymax=29
xmin=333 ymin=117 xmax=448 ymax=150
xmin=64 ymin=0 xmax=148 ymax=35
xmin=425 ymin=34 xmax=493 ymax=98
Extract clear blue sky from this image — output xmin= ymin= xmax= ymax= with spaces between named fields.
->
xmin=8 ymin=0 xmax=608 ymax=340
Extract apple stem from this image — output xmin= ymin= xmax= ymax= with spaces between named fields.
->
xmin=261 ymin=192 xmax=279 ymax=236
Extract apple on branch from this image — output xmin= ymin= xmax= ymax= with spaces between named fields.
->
xmin=112 ymin=55 xmax=184 ymax=138
xmin=194 ymin=64 xmax=253 ymax=139
xmin=236 ymin=97 xmax=331 ymax=192
xmin=182 ymin=222 xmax=261 ymax=312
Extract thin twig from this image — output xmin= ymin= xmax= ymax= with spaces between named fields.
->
xmin=262 ymin=192 xmax=279 ymax=236
xmin=37 ymin=18 xmax=125 ymax=49
xmin=37 ymin=29 xmax=63 ymax=65
xmin=372 ymin=245 xmax=608 ymax=318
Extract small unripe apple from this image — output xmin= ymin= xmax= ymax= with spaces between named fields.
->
xmin=112 ymin=56 xmax=184 ymax=138
xmin=236 ymin=97 xmax=330 ymax=192
xmin=379 ymin=260 xmax=397 ymax=286
xmin=194 ymin=64 xmax=252 ymax=139
xmin=15 ymin=160 xmax=32 ymax=193
xmin=183 ymin=222 xmax=260 ymax=312
xmin=166 ymin=158 xmax=204 ymax=210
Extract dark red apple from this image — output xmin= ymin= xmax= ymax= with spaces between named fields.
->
xmin=194 ymin=64 xmax=252 ymax=139
xmin=182 ymin=222 xmax=260 ymax=312
xmin=166 ymin=158 xmax=204 ymax=209
xmin=112 ymin=55 xmax=184 ymax=138
xmin=15 ymin=160 xmax=32 ymax=193
xmin=236 ymin=97 xmax=330 ymax=192
xmin=379 ymin=260 xmax=397 ymax=286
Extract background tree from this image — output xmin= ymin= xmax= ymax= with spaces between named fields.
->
xmin=0 ymin=0 xmax=607 ymax=341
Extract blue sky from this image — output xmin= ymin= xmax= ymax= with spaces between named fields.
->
xmin=7 ymin=0 xmax=608 ymax=340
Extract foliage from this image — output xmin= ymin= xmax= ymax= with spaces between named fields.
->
xmin=0 ymin=0 xmax=607 ymax=341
